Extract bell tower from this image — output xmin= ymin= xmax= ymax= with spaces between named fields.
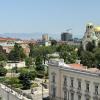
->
xmin=85 ymin=23 xmax=94 ymax=38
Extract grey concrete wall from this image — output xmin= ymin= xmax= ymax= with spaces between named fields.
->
xmin=0 ymin=87 xmax=21 ymax=100
xmin=0 ymin=84 xmax=31 ymax=100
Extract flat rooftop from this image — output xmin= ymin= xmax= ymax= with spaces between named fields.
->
xmin=49 ymin=59 xmax=100 ymax=73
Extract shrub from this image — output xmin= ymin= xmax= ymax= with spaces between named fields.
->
xmin=19 ymin=69 xmax=31 ymax=89
xmin=36 ymin=70 xmax=45 ymax=78
xmin=6 ymin=77 xmax=19 ymax=85
xmin=31 ymin=83 xmax=38 ymax=88
xmin=0 ymin=77 xmax=6 ymax=83
xmin=29 ymin=70 xmax=36 ymax=80
xmin=12 ymin=84 xmax=22 ymax=88
xmin=0 ymin=67 xmax=7 ymax=76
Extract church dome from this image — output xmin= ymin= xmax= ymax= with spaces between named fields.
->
xmin=86 ymin=23 xmax=93 ymax=26
xmin=86 ymin=23 xmax=94 ymax=29
xmin=94 ymin=26 xmax=100 ymax=32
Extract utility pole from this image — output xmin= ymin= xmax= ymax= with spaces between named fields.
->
xmin=42 ymin=81 xmax=43 ymax=100
xmin=7 ymin=90 xmax=9 ymax=100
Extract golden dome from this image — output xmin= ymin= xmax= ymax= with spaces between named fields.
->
xmin=94 ymin=26 xmax=100 ymax=32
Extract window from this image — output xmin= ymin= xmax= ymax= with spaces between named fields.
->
xmin=52 ymin=75 xmax=55 ymax=83
xmin=95 ymin=85 xmax=98 ymax=95
xmin=87 ymin=26 xmax=90 ymax=29
xmin=71 ymin=93 xmax=74 ymax=100
xmin=64 ymin=76 xmax=67 ymax=86
xmin=86 ymin=83 xmax=89 ymax=92
xmin=90 ymin=25 xmax=93 ymax=29
xmin=86 ymin=98 xmax=89 ymax=100
xmin=71 ymin=78 xmax=74 ymax=87
xmin=52 ymin=87 xmax=56 ymax=97
xmin=64 ymin=91 xmax=67 ymax=100
xmin=78 ymin=81 xmax=81 ymax=90
xmin=78 ymin=95 xmax=81 ymax=100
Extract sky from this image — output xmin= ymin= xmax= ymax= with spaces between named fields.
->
xmin=0 ymin=0 xmax=100 ymax=39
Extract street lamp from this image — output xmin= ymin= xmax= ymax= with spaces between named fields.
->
xmin=42 ymin=68 xmax=46 ymax=100
xmin=42 ymin=80 xmax=43 ymax=100
xmin=7 ymin=90 xmax=9 ymax=100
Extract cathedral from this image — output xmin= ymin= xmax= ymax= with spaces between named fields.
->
xmin=82 ymin=23 xmax=100 ymax=50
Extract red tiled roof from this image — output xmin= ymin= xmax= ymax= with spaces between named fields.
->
xmin=68 ymin=64 xmax=85 ymax=70
xmin=0 ymin=37 xmax=16 ymax=41
xmin=68 ymin=64 xmax=100 ymax=73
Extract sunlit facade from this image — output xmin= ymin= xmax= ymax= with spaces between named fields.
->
xmin=48 ymin=59 xmax=100 ymax=100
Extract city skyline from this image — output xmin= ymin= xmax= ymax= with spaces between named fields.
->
xmin=0 ymin=0 xmax=100 ymax=38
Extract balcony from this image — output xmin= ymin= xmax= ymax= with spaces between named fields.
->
xmin=70 ymin=86 xmax=75 ymax=93
xmin=93 ymin=92 xmax=99 ymax=97
xmin=77 ymin=87 xmax=81 ymax=91
xmin=77 ymin=87 xmax=81 ymax=94
xmin=51 ymin=81 xmax=56 ymax=84
xmin=85 ymin=89 xmax=90 ymax=97
xmin=63 ymin=85 xmax=67 ymax=91
xmin=93 ymin=95 xmax=99 ymax=100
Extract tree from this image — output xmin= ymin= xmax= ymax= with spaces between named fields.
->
xmin=29 ymin=70 xmax=36 ymax=80
xmin=57 ymin=44 xmax=78 ymax=63
xmin=19 ymin=69 xmax=31 ymax=89
xmin=29 ymin=43 xmax=34 ymax=57
xmin=19 ymin=68 xmax=36 ymax=89
xmin=51 ymin=40 xmax=57 ymax=46
xmin=98 ymin=41 xmax=100 ymax=48
xmin=0 ymin=52 xmax=7 ymax=67
xmin=77 ymin=42 xmax=83 ymax=58
xmin=25 ymin=57 xmax=33 ymax=67
xmin=6 ymin=77 xmax=20 ymax=85
xmin=0 ymin=53 xmax=7 ymax=61
xmin=86 ymin=41 xmax=95 ymax=52
xmin=29 ymin=44 xmax=56 ymax=64
xmin=80 ymin=51 xmax=95 ymax=68
xmin=35 ymin=56 xmax=44 ymax=71
xmin=8 ymin=43 xmax=26 ymax=61
xmin=93 ymin=48 xmax=100 ymax=67
xmin=39 ymin=46 xmax=53 ymax=64
xmin=0 ymin=67 xmax=7 ymax=76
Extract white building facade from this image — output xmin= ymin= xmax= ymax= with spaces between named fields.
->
xmin=48 ymin=59 xmax=100 ymax=100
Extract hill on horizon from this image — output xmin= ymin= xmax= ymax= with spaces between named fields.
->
xmin=0 ymin=32 xmax=61 ymax=40
xmin=0 ymin=32 xmax=82 ymax=40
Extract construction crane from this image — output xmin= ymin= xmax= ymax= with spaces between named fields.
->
xmin=66 ymin=28 xmax=72 ymax=33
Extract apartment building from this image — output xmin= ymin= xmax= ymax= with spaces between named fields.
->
xmin=48 ymin=59 xmax=100 ymax=100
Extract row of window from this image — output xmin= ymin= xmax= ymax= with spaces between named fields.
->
xmin=51 ymin=74 xmax=99 ymax=100
xmin=64 ymin=91 xmax=90 ymax=100
xmin=63 ymin=76 xmax=99 ymax=95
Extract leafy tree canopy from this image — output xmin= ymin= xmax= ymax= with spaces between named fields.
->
xmin=0 ymin=67 xmax=7 ymax=76
xmin=8 ymin=43 xmax=26 ymax=61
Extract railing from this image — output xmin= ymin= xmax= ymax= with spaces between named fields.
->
xmin=0 ymin=84 xmax=32 ymax=100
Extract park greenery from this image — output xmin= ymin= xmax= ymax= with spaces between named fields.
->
xmin=0 ymin=42 xmax=78 ymax=89
xmin=1 ymin=40 xmax=100 ymax=89
xmin=8 ymin=43 xmax=26 ymax=61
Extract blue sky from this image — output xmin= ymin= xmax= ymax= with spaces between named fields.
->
xmin=0 ymin=0 xmax=100 ymax=38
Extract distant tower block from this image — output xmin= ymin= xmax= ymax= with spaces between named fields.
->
xmin=61 ymin=32 xmax=72 ymax=41
xmin=42 ymin=34 xmax=49 ymax=41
